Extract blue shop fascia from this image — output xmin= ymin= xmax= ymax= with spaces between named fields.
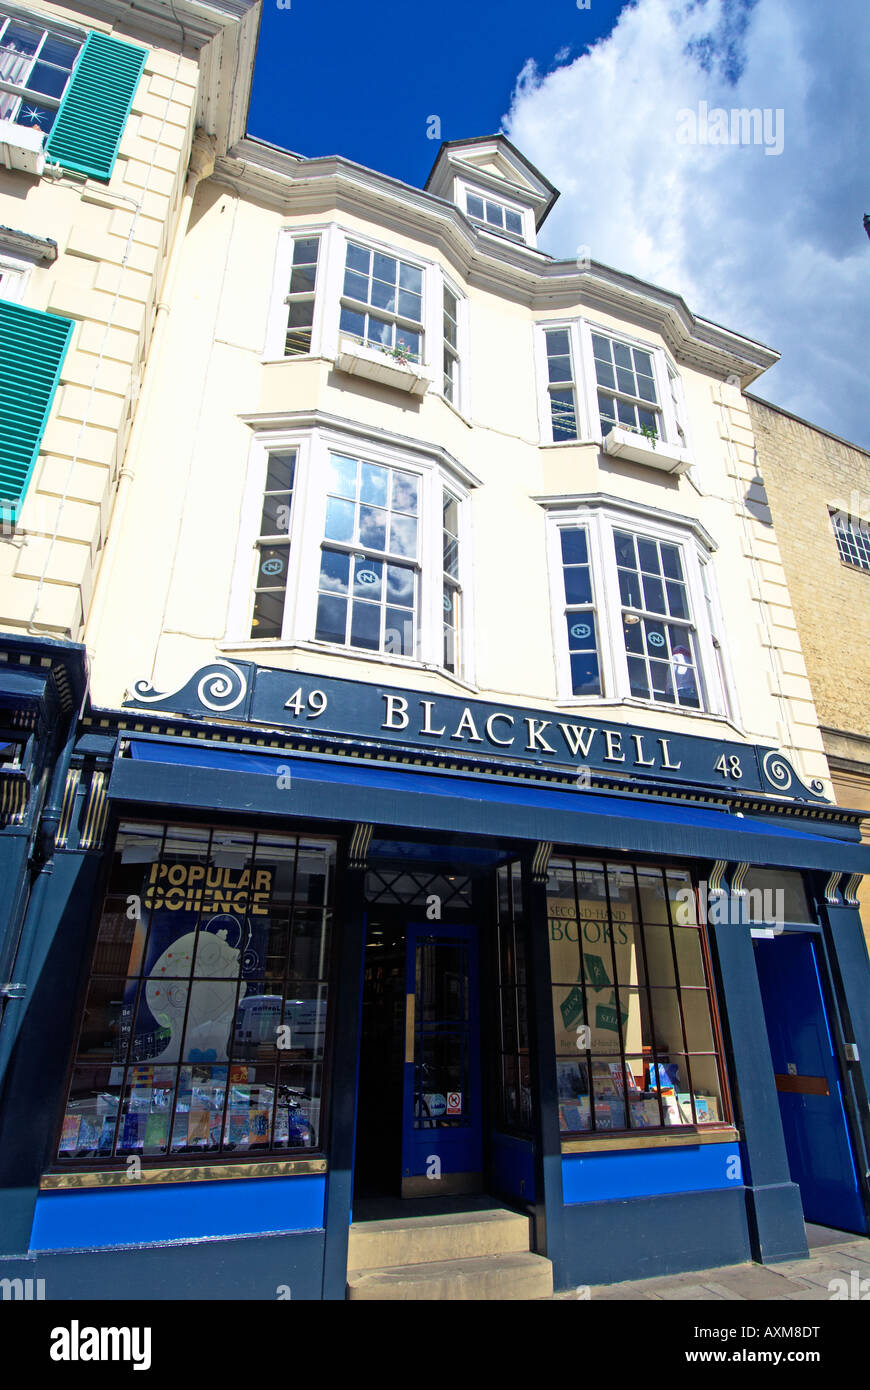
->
xmin=1 ymin=637 xmax=870 ymax=1299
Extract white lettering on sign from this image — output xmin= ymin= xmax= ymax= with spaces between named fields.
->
xmin=373 ymin=692 xmax=750 ymax=782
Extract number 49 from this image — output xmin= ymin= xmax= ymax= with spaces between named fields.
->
xmin=284 ymin=687 xmax=327 ymax=717
xmin=714 ymin=753 xmax=743 ymax=779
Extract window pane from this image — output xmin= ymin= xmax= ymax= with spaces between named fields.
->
xmin=324 ymin=496 xmax=354 ymax=542
xmin=485 ymin=200 xmax=503 ymax=226
xmin=392 ymin=472 xmax=418 ymax=514
xmin=505 ymin=209 xmax=523 ymax=236
xmin=343 ymin=269 xmax=369 ymax=302
xmin=266 ymin=453 xmax=295 ymax=494
xmin=373 ymin=252 xmax=397 ymax=284
xmin=346 ymin=243 xmax=370 ymax=273
xmin=352 ymin=555 xmax=382 ymax=599
xmin=319 ymin=547 xmax=350 ymax=595
xmin=564 ymin=566 xmax=592 ymax=606
xmin=399 ymin=262 xmax=423 ymax=294
xmin=389 ymin=513 xmax=417 ymax=558
xmin=466 ymin=193 xmax=484 ymax=220
xmin=570 ymin=651 xmax=600 ymax=696
xmin=371 ymin=278 xmax=397 ymax=312
xmin=315 ymin=594 xmax=347 ymax=644
xmin=27 ymin=60 xmax=69 ymax=97
xmin=289 ymin=264 xmax=316 ymax=295
xmin=397 ymin=289 xmax=422 ymax=320
xmin=358 ymin=505 xmax=387 ymax=550
xmin=560 ymin=528 xmax=587 ymax=565
xmin=350 ymin=600 xmax=380 ymax=650
xmin=627 ymin=656 xmax=649 ymax=698
xmin=360 ymin=463 xmax=388 ymax=506
xmin=547 ymin=354 xmax=573 ymax=383
xmin=339 ymin=306 xmax=365 ymax=338
xmin=293 ymin=237 xmax=319 ymax=266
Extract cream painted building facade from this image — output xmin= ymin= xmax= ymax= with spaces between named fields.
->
xmin=85 ymin=134 xmax=831 ymax=803
xmin=0 ymin=0 xmax=257 ymax=637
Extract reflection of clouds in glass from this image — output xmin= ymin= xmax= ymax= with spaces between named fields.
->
xmin=359 ymin=507 xmax=386 ymax=548
xmin=392 ymin=474 xmax=418 ymax=514
xmin=387 ymin=566 xmax=414 ymax=605
xmin=389 ymin=515 xmax=417 ymax=557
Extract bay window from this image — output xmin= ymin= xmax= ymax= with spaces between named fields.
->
xmin=230 ymin=428 xmax=471 ymax=677
xmin=547 ymin=500 xmax=728 ymax=714
xmin=266 ymin=227 xmax=465 ymax=408
xmin=537 ymin=320 xmax=689 ymax=463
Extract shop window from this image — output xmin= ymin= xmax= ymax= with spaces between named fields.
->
xmin=56 ymin=822 xmax=335 ymax=1165
xmin=494 ymin=863 xmax=532 ymax=1135
xmin=547 ymin=856 xmax=730 ymax=1136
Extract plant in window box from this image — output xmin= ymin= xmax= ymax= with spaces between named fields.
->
xmin=381 ymin=341 xmax=416 ymax=367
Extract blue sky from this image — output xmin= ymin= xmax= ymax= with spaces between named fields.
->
xmin=248 ymin=0 xmax=627 ymax=185
xmin=249 ymin=0 xmax=870 ymax=450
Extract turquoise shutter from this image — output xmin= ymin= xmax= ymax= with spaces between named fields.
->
xmin=0 ymin=302 xmax=74 ymax=527
xmin=45 ymin=31 xmax=147 ymax=181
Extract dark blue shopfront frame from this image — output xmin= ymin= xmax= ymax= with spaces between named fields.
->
xmin=119 ymin=738 xmax=870 ymax=874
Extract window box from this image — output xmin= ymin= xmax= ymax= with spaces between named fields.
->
xmin=335 ymin=336 xmax=432 ymax=396
xmin=0 ymin=116 xmax=44 ymax=174
xmin=603 ymin=424 xmax=692 ymax=475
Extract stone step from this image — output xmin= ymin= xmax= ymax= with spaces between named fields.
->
xmin=347 ymin=1251 xmax=554 ymax=1301
xmin=346 ymin=1208 xmax=532 ymax=1272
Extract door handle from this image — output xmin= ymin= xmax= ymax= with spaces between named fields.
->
xmin=405 ymin=993 xmax=415 ymax=1064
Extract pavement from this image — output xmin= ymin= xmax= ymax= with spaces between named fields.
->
xmin=553 ymin=1225 xmax=870 ymax=1300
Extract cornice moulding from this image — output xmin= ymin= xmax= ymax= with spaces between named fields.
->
xmin=214 ymin=142 xmax=779 ymax=385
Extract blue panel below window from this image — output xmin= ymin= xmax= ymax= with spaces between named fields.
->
xmin=562 ymin=1142 xmax=742 ymax=1203
xmin=29 ymin=1175 xmax=325 ymax=1251
xmin=491 ymin=1132 xmax=535 ymax=1205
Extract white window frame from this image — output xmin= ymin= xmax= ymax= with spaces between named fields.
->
xmin=263 ymin=224 xmax=469 ymax=412
xmin=535 ymin=319 xmax=690 ymax=458
xmin=457 ymin=179 xmax=533 ymax=245
xmin=0 ymin=249 xmax=31 ymax=301
xmin=546 ymin=500 xmax=730 ymax=717
xmin=0 ymin=7 xmax=83 ymax=134
xmin=227 ymin=425 xmax=475 ymax=681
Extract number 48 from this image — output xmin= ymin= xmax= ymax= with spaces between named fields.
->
xmin=714 ymin=753 xmax=742 ymax=779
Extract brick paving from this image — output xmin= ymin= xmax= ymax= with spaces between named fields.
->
xmin=553 ymin=1229 xmax=870 ymax=1300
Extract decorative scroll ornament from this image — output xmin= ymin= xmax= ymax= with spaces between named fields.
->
xmin=127 ymin=660 xmax=250 ymax=717
xmin=731 ymin=862 xmax=750 ymax=897
xmin=532 ymin=841 xmax=554 ymax=885
xmin=843 ymin=874 xmax=862 ymax=907
xmin=707 ymin=860 xmax=728 ymax=896
xmin=348 ymin=823 xmax=373 ymax=871
xmin=761 ymin=751 xmax=826 ymax=801
xmin=824 ymin=873 xmax=842 ymax=905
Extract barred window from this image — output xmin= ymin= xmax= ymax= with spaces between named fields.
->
xmin=57 ymin=823 xmax=335 ymax=1164
xmin=548 ymin=857 xmax=729 ymax=1136
xmin=831 ymin=511 xmax=870 ymax=573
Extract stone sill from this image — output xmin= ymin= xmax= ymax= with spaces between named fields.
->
xmin=562 ymin=1126 xmax=739 ymax=1154
xmin=40 ymin=1157 xmax=327 ymax=1189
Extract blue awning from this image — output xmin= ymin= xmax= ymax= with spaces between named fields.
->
xmin=110 ymin=737 xmax=870 ymax=875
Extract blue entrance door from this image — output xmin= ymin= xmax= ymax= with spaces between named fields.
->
xmin=754 ymin=933 xmax=866 ymax=1233
xmin=401 ymin=923 xmax=483 ymax=1196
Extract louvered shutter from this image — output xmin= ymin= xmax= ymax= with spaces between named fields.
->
xmin=45 ymin=31 xmax=147 ymax=181
xmin=0 ymin=301 xmax=74 ymax=527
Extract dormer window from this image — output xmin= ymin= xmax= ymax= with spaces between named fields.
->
xmin=465 ymin=190 xmax=524 ymax=239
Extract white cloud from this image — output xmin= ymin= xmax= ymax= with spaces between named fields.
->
xmin=504 ymin=0 xmax=870 ymax=448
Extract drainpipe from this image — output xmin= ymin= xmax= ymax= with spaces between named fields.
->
xmin=0 ymin=703 xmax=80 ymax=1098
xmin=83 ymin=129 xmax=216 ymax=654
